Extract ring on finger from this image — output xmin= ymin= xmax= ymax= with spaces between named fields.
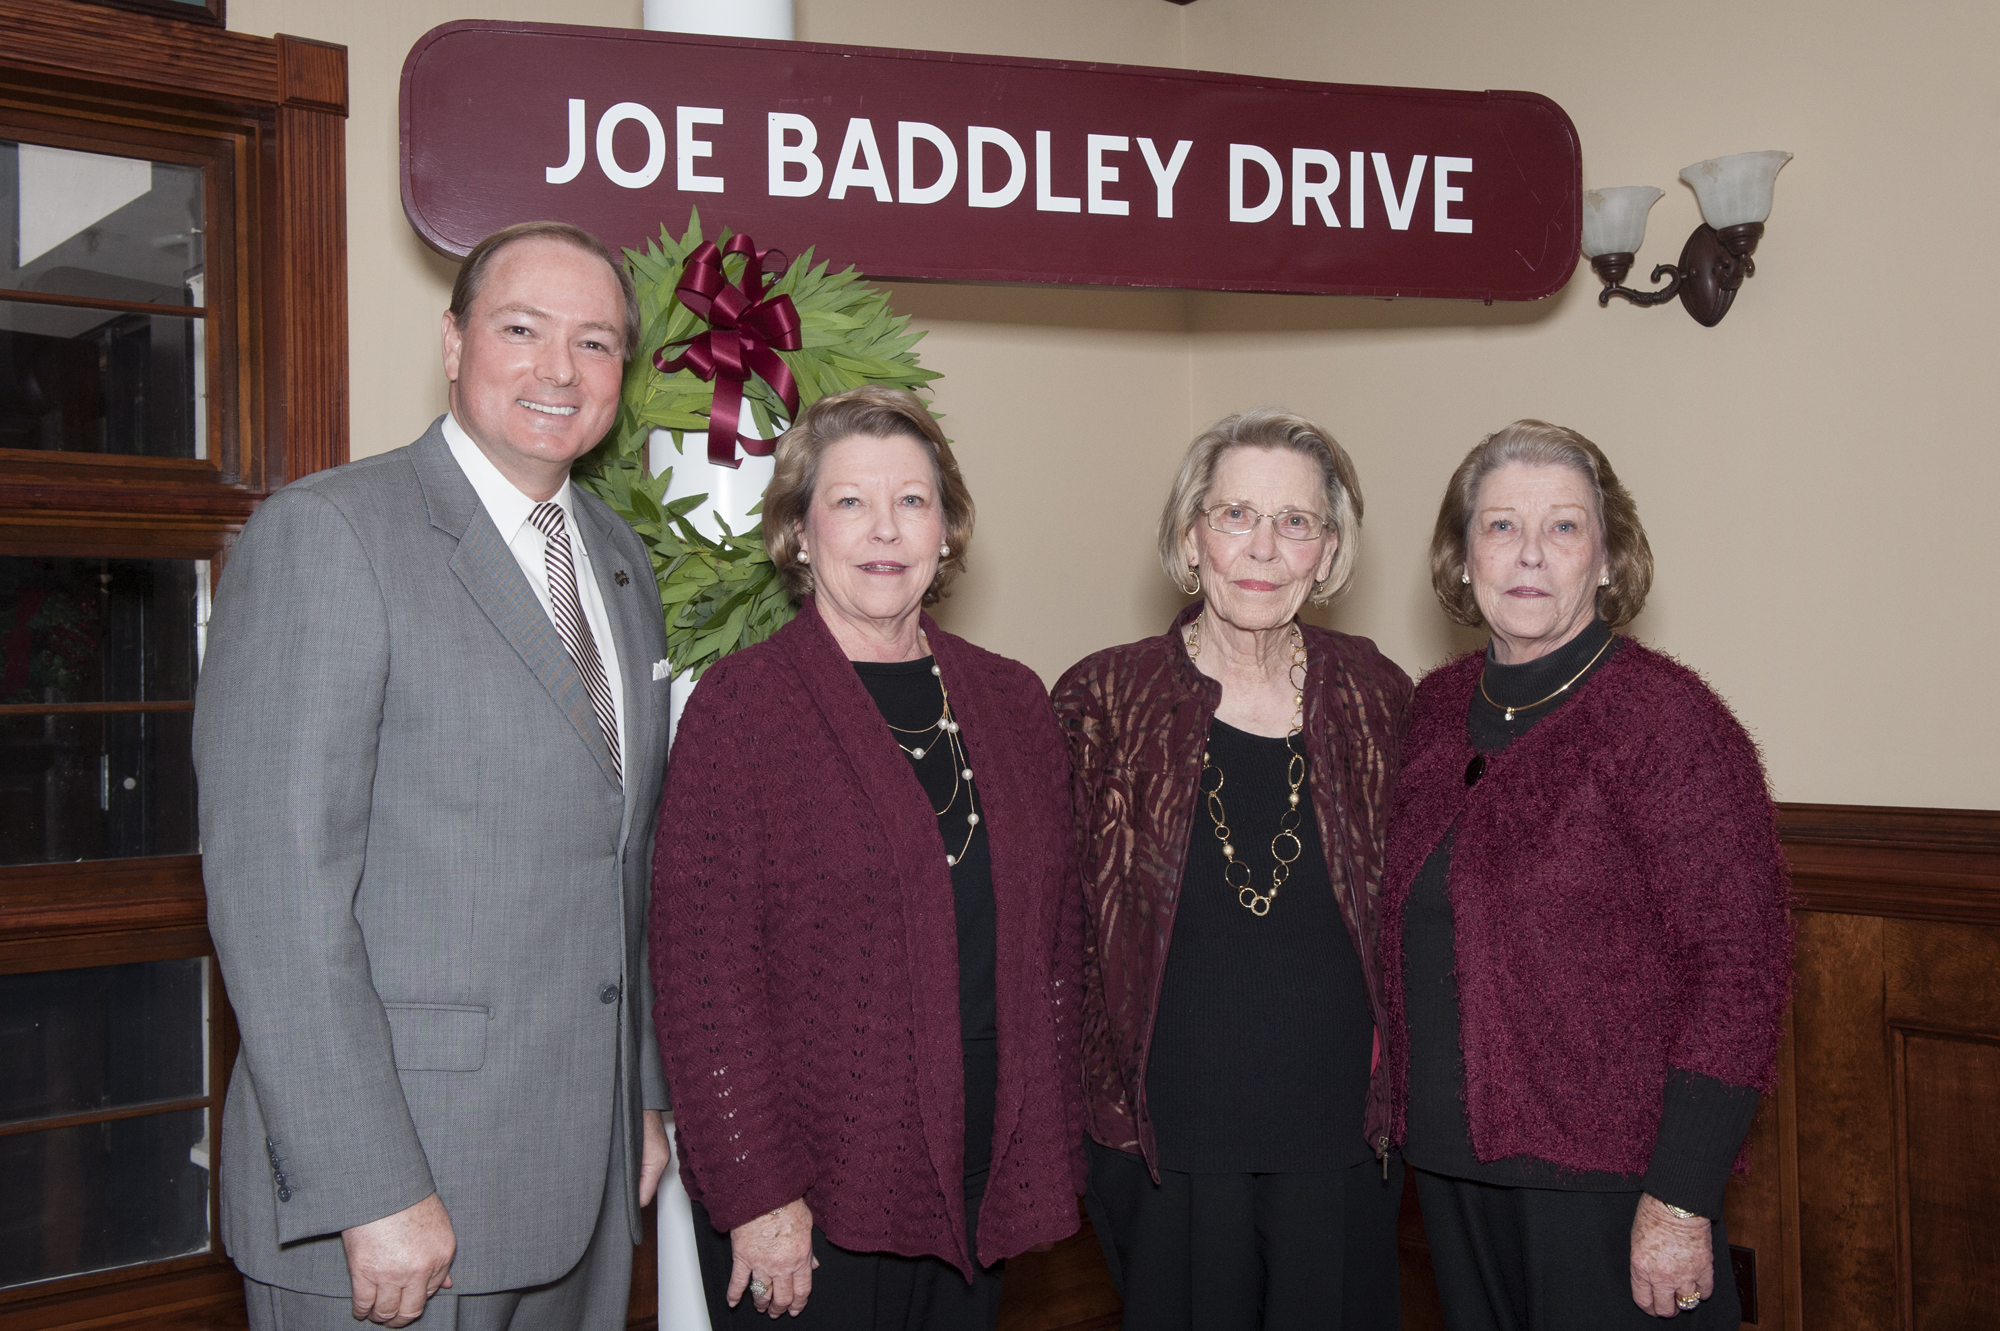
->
xmin=1676 ymin=1293 xmax=1702 ymax=1311
xmin=747 ymin=1277 xmax=771 ymax=1300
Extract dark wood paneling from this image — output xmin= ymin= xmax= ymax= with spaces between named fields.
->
xmin=277 ymin=35 xmax=346 ymax=115
xmin=0 ymin=856 xmax=207 ymax=945
xmin=1781 ymin=804 xmax=2000 ymax=926
xmin=996 ymin=1205 xmax=1121 ymax=1331
xmin=1 ymin=1265 xmax=243 ymax=1329
xmin=1791 ymin=911 xmax=1899 ymax=1330
xmin=0 ymin=510 xmax=241 ymax=558
xmin=1884 ymin=920 xmax=2000 ymax=1032
xmin=267 ymin=97 xmax=349 ymax=487
xmin=1896 ymin=1030 xmax=2000 ymax=1329
xmin=1721 ymin=1018 xmax=1799 ymax=1330
xmin=0 ymin=480 xmax=258 ymax=524
xmin=1775 ymin=805 xmax=2000 ymax=1331
xmin=0 ymin=0 xmax=278 ymax=107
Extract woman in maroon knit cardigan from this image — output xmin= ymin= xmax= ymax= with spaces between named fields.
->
xmin=650 ymin=388 xmax=1084 ymax=1329
xmin=1055 ymin=410 xmax=1412 ymax=1330
xmin=1382 ymin=420 xmax=1792 ymax=1329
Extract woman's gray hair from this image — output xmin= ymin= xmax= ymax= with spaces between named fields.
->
xmin=1156 ymin=408 xmax=1363 ymax=603
xmin=1428 ymin=419 xmax=1654 ymax=628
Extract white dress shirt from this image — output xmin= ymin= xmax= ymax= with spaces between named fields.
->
xmin=443 ymin=413 xmax=626 ymax=774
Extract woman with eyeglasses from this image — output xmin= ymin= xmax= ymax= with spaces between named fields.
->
xmin=1053 ymin=409 xmax=1412 ymax=1330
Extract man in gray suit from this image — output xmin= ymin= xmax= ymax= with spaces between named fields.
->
xmin=195 ymin=222 xmax=672 ymax=1329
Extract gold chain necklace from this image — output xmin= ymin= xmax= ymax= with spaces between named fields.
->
xmin=1186 ymin=617 xmax=1308 ymax=917
xmin=1477 ymin=631 xmax=1615 ymax=722
xmin=885 ymin=633 xmax=980 ymax=867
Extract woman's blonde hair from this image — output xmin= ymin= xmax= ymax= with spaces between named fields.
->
xmin=1428 ymin=419 xmax=1653 ymax=628
xmin=762 ymin=386 xmax=974 ymax=605
xmin=1156 ymin=408 xmax=1363 ymax=603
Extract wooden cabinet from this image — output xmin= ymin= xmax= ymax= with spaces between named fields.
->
xmin=0 ymin=4 xmax=346 ymax=1327
xmin=1761 ymin=806 xmax=2000 ymax=1331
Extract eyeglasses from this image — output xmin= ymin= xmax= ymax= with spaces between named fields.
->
xmin=1201 ymin=504 xmax=1331 ymax=541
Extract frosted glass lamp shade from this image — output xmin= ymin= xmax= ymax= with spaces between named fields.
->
xmin=1581 ymin=187 xmax=1664 ymax=258
xmin=1679 ymin=151 xmax=1793 ymax=229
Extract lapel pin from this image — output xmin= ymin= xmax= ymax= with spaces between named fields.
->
xmin=614 ymin=569 xmax=630 ymax=586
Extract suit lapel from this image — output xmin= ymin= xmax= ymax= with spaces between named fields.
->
xmin=411 ymin=429 xmax=621 ymax=791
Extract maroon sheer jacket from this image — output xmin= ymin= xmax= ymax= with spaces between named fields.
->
xmin=650 ymin=601 xmax=1085 ymax=1276
xmin=1053 ymin=604 xmax=1413 ymax=1175
xmin=1379 ymin=641 xmax=1793 ymax=1173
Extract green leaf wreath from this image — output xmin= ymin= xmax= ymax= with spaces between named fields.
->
xmin=577 ymin=210 xmax=939 ymax=679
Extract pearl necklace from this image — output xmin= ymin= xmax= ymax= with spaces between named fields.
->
xmin=879 ymin=635 xmax=980 ymax=866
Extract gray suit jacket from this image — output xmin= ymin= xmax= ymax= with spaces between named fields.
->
xmin=194 ymin=420 xmax=671 ymax=1294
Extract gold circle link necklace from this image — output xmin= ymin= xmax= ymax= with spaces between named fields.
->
xmin=1186 ymin=617 xmax=1308 ymax=917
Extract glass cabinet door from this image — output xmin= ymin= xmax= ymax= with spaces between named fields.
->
xmin=1 ymin=140 xmax=206 ymax=461
xmin=0 ymin=957 xmax=214 ymax=1289
xmin=1 ymin=555 xmax=202 ymax=866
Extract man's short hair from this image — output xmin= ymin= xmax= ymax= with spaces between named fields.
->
xmin=448 ymin=221 xmax=642 ymax=360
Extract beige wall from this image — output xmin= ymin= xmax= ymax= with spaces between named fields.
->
xmin=230 ymin=0 xmax=1998 ymax=810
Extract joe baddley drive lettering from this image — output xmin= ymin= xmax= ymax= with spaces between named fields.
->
xmin=402 ymin=21 xmax=1581 ymax=300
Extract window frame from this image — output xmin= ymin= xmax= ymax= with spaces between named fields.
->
xmin=0 ymin=2 xmax=346 ymax=1324
xmin=0 ymin=104 xmax=245 ymax=485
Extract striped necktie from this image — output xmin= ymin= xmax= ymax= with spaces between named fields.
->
xmin=528 ymin=502 xmax=621 ymax=785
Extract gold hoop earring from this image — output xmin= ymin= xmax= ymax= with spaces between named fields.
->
xmin=1186 ymin=562 xmax=1202 ymax=595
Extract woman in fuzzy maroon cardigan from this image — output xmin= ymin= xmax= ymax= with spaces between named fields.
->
xmin=1382 ymin=420 xmax=1791 ymax=1330
xmin=650 ymin=388 xmax=1084 ymax=1330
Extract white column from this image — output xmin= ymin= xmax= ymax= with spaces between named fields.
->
xmin=641 ymin=10 xmax=793 ymax=1324
xmin=648 ymin=430 xmax=778 ymax=735
xmin=645 ymin=1 xmax=794 ymax=743
xmin=644 ymin=0 xmax=792 ymax=38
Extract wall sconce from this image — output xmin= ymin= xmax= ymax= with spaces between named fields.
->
xmin=1583 ymin=150 xmax=1792 ymax=327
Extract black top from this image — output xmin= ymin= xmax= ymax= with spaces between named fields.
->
xmin=1144 ymin=718 xmax=1376 ymax=1173
xmin=854 ymin=657 xmax=998 ymax=1189
xmin=1400 ymin=619 xmax=1759 ymax=1214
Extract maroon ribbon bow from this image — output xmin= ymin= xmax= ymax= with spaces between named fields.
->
xmin=653 ymin=234 xmax=803 ymax=469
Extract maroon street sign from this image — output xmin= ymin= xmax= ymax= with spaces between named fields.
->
xmin=401 ymin=21 xmax=1581 ymax=300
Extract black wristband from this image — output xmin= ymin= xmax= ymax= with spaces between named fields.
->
xmin=1641 ymin=1069 xmax=1761 ymax=1218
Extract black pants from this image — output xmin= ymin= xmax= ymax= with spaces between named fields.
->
xmin=689 ymin=1191 xmax=1003 ymax=1331
xmin=1085 ymin=1139 xmax=1403 ymax=1331
xmin=1413 ymin=1169 xmax=1741 ymax=1331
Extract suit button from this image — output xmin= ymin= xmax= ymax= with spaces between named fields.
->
xmin=599 ymin=983 xmax=620 ymax=1005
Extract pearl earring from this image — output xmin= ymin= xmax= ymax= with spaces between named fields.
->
xmin=798 ymin=549 xmax=810 ymax=565
xmin=940 ymin=543 xmax=951 ymax=557
xmin=1601 ymin=574 xmax=1610 ymax=586
xmin=1461 ymin=571 xmax=1471 ymax=584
